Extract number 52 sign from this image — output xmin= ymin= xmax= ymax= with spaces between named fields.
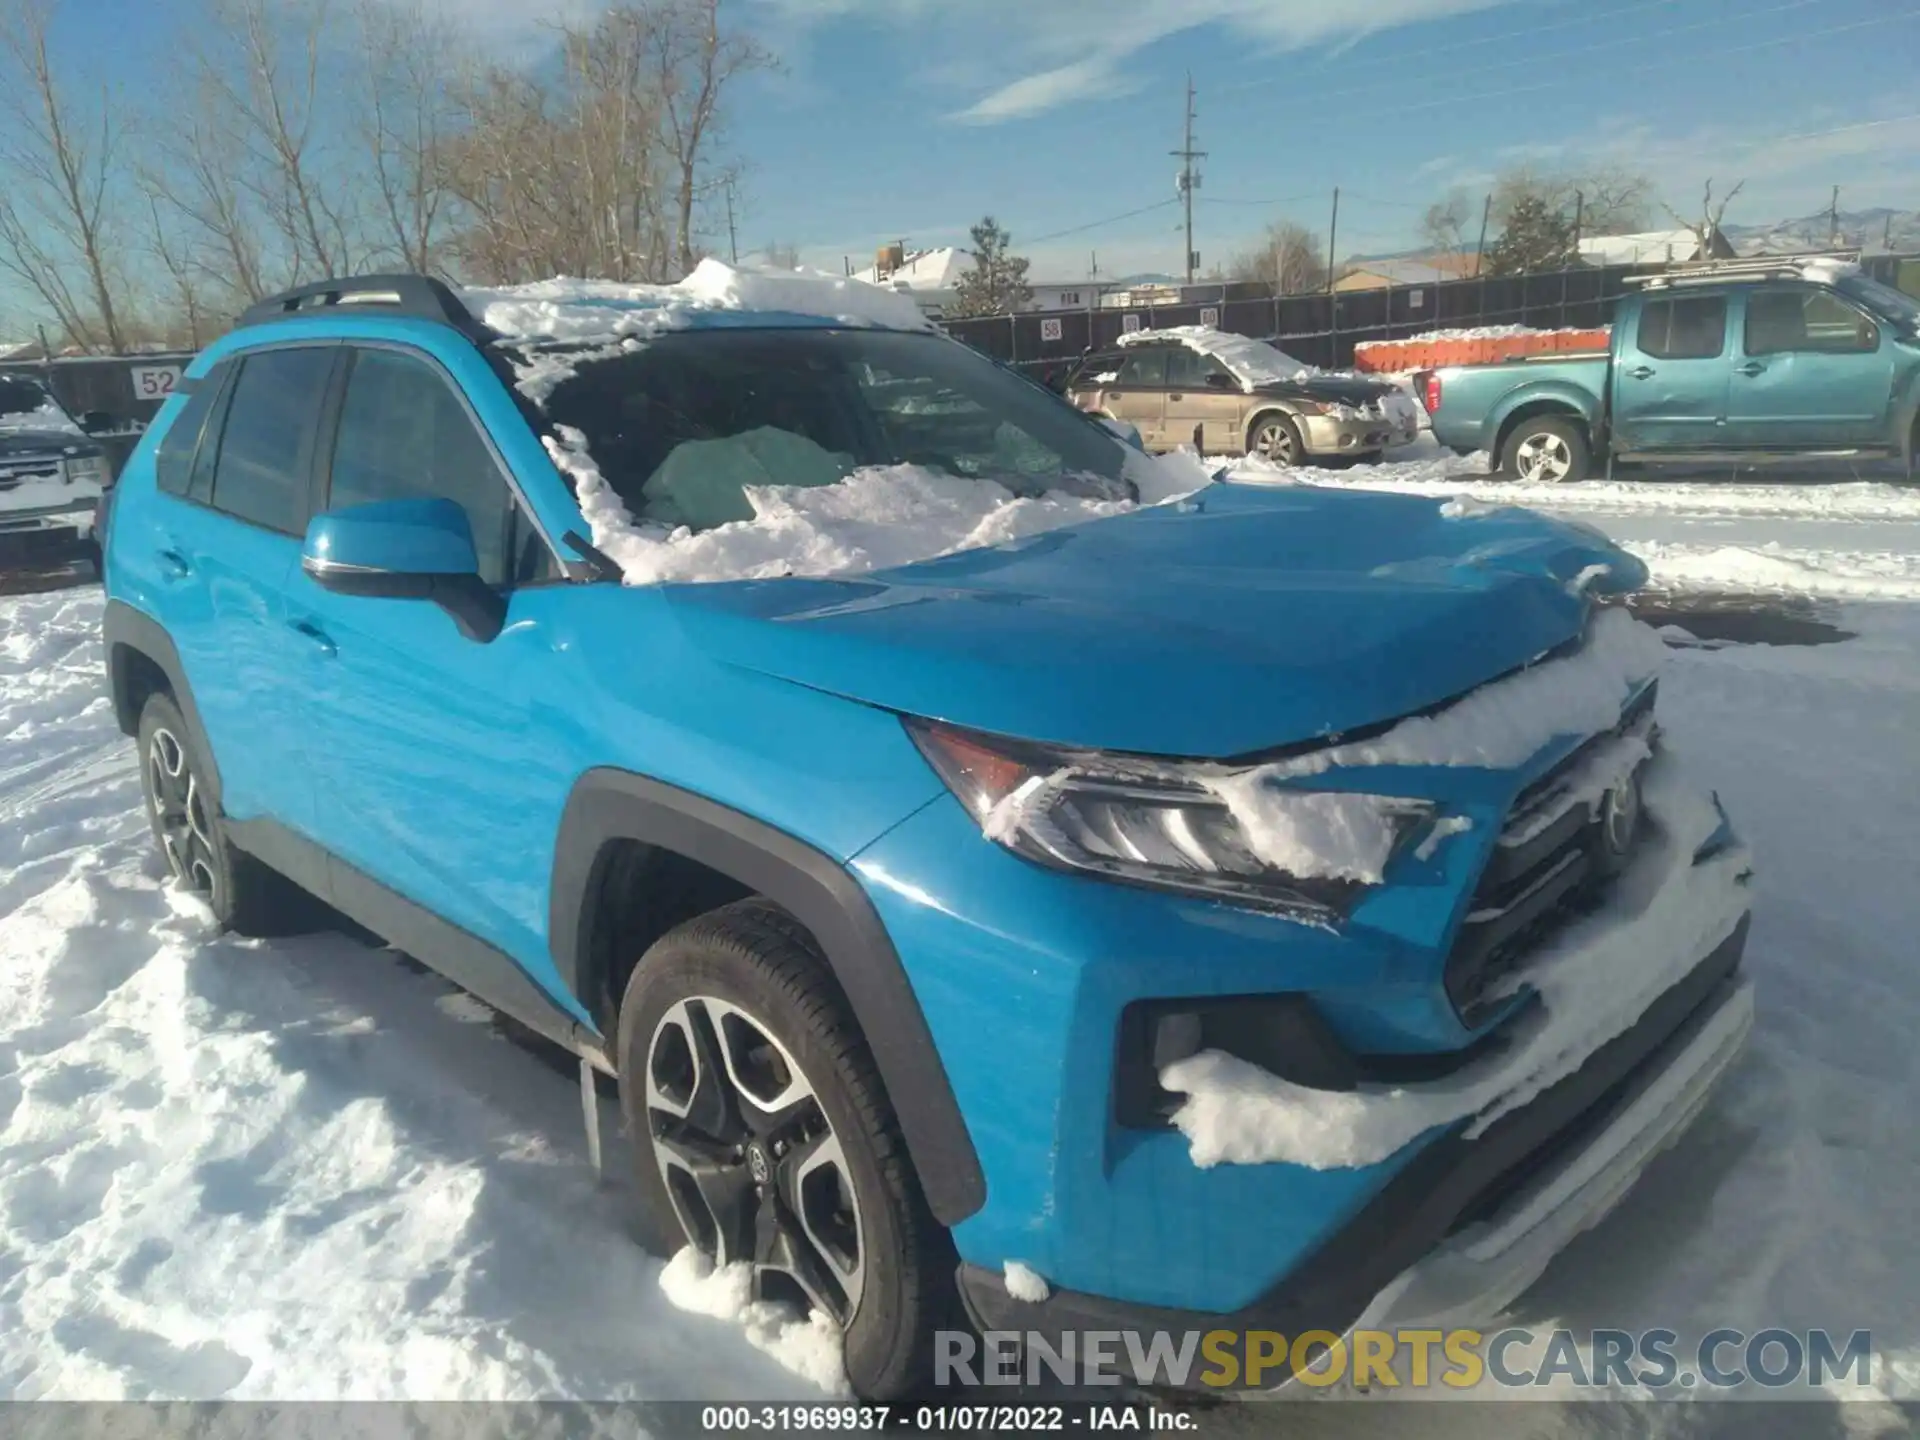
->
xmin=130 ymin=364 xmax=184 ymax=400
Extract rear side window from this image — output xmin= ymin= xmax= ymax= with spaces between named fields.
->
xmin=1165 ymin=347 xmax=1233 ymax=389
xmin=327 ymin=348 xmax=516 ymax=586
xmin=210 ymin=348 xmax=335 ymax=533
xmin=1114 ymin=348 xmax=1169 ymax=386
xmin=1637 ymin=296 xmax=1727 ymax=360
xmin=154 ymin=363 xmax=229 ymax=496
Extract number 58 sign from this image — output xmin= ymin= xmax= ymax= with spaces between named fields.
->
xmin=130 ymin=364 xmax=184 ymax=400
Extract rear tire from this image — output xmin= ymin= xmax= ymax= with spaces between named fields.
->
xmin=616 ymin=898 xmax=959 ymax=1402
xmin=1499 ymin=415 xmax=1591 ymax=483
xmin=135 ymin=692 xmax=314 ymax=935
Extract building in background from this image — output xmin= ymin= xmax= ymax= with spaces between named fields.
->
xmin=1333 ymin=253 xmax=1479 ymax=291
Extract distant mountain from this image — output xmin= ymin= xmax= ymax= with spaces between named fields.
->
xmin=1722 ymin=208 xmax=1920 ymax=256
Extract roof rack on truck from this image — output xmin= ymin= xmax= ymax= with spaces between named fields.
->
xmin=237 ymin=275 xmax=493 ymax=342
xmin=1626 ymin=252 xmax=1861 ymax=291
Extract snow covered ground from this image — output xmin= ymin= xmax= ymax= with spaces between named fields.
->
xmin=3 ymin=436 xmax=1919 ymax=1423
xmin=1225 ymin=438 xmax=1920 ymax=604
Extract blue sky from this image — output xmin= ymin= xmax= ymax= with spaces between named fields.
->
xmin=722 ymin=0 xmax=1920 ymax=279
xmin=33 ymin=0 xmax=1920 ymax=291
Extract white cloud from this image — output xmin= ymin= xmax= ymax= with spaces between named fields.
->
xmin=753 ymin=0 xmax=1529 ymax=124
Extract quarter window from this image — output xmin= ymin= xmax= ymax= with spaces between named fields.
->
xmin=1745 ymin=287 xmax=1878 ymax=356
xmin=328 ymin=348 xmax=522 ymax=586
xmin=208 ymin=348 xmax=335 ymax=533
xmin=1636 ymin=296 xmax=1727 ymax=360
xmin=153 ymin=362 xmax=229 ymax=497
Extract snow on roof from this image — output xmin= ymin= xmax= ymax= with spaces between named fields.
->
xmin=1577 ymin=229 xmax=1710 ymax=267
xmin=464 ymin=259 xmax=933 ymax=352
xmin=849 ymin=247 xmax=971 ymax=293
xmin=1117 ymin=326 xmax=1310 ymax=388
xmin=1797 ymin=256 xmax=1863 ymax=285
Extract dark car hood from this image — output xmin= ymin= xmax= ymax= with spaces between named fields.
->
xmin=660 ymin=483 xmax=1647 ymax=758
xmin=1250 ymin=374 xmax=1397 ymax=406
xmin=0 ymin=428 xmax=87 ymax=458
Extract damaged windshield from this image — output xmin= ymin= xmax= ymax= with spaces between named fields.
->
xmin=535 ymin=328 xmax=1133 ymax=531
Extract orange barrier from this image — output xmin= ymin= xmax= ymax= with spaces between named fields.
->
xmin=1353 ymin=328 xmax=1611 ymax=373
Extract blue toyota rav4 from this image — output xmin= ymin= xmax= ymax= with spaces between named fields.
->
xmin=100 ymin=274 xmax=1754 ymax=1399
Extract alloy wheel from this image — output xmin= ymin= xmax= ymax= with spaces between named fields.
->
xmin=645 ymin=995 xmax=865 ymax=1324
xmin=146 ymin=727 xmax=219 ymax=902
xmin=1514 ymin=430 xmax=1575 ymax=482
xmin=1255 ymin=420 xmax=1298 ymax=464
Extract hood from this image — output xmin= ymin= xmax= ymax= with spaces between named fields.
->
xmin=0 ymin=429 xmax=92 ymax=459
xmin=1252 ymin=374 xmax=1396 ymax=406
xmin=661 ymin=485 xmax=1648 ymax=758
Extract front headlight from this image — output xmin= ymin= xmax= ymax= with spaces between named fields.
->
xmin=62 ymin=451 xmax=105 ymax=485
xmin=906 ymin=720 xmax=1436 ymax=922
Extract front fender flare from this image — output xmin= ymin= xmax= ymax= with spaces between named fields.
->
xmin=549 ymin=769 xmax=987 ymax=1226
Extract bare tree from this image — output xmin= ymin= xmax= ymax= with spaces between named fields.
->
xmin=0 ymin=0 xmax=129 ymax=351
xmin=357 ymin=0 xmax=459 ymax=274
xmin=1491 ymin=163 xmax=1652 ymax=236
xmin=645 ymin=0 xmax=773 ymax=277
xmin=1660 ymin=178 xmax=1746 ymax=254
xmin=761 ymin=241 xmax=801 ymax=269
xmin=1228 ymin=220 xmax=1327 ymax=294
xmin=1420 ymin=191 xmax=1473 ymax=255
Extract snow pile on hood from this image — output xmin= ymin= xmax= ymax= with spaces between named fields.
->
xmin=1164 ymin=749 xmax=1752 ymax=1169
xmin=0 ymin=377 xmax=81 ymax=437
xmin=1118 ymin=326 xmax=1312 ymax=388
xmin=546 ymin=424 xmax=1211 ymax=588
xmin=1198 ymin=607 xmax=1665 ymax=883
xmin=986 ymin=608 xmax=1666 ymax=889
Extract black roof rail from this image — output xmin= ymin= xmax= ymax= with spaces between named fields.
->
xmin=238 ymin=274 xmax=494 ymax=341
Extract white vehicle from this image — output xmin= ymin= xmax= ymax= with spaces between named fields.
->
xmin=0 ymin=374 xmax=112 ymax=571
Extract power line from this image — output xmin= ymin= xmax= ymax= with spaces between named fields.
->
xmin=1197 ymin=191 xmax=1320 ymax=208
xmin=1023 ymin=198 xmax=1180 ymax=246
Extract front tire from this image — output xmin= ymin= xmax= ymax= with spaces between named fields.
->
xmin=616 ymin=899 xmax=957 ymax=1402
xmin=135 ymin=692 xmax=307 ymax=934
xmin=1500 ymin=415 xmax=1591 ymax=483
xmin=1248 ymin=412 xmax=1306 ymax=466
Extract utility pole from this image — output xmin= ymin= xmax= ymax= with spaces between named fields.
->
xmin=724 ymin=179 xmax=740 ymax=265
xmin=1171 ymin=74 xmax=1206 ymax=285
xmin=1474 ymin=192 xmax=1494 ymax=277
xmin=1326 ymin=188 xmax=1340 ymax=291
xmin=1828 ymin=185 xmax=1841 ymax=247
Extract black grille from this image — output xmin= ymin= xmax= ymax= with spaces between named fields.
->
xmin=1445 ymin=682 xmax=1658 ymax=1025
xmin=0 ymin=464 xmax=60 ymax=491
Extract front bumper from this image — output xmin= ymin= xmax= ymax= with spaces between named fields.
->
xmin=1298 ymin=413 xmax=1421 ymax=456
xmin=958 ymin=915 xmax=1752 ymax=1388
xmin=0 ymin=500 xmax=95 ymax=564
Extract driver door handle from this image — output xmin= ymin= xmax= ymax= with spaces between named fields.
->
xmin=1735 ymin=361 xmax=1766 ymax=376
xmin=1168 ymin=392 xmax=1185 ymax=401
xmin=156 ymin=547 xmax=191 ymax=578
xmin=1626 ymin=365 xmax=1656 ymax=380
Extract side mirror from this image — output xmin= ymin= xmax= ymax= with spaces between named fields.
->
xmin=1204 ymin=372 xmax=1237 ymax=391
xmin=79 ymin=411 xmax=116 ymax=434
xmin=301 ymin=497 xmax=505 ymax=643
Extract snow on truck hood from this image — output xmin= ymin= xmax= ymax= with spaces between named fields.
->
xmin=660 ymin=483 xmax=1650 ymax=758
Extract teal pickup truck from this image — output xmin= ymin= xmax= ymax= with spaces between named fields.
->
xmin=1419 ymin=258 xmax=1920 ymax=482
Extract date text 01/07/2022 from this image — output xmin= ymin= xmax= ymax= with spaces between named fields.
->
xmin=697 ymin=1404 xmax=1197 ymax=1432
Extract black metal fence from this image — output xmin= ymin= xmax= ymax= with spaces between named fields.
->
xmin=942 ymin=252 xmax=1920 ymax=383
